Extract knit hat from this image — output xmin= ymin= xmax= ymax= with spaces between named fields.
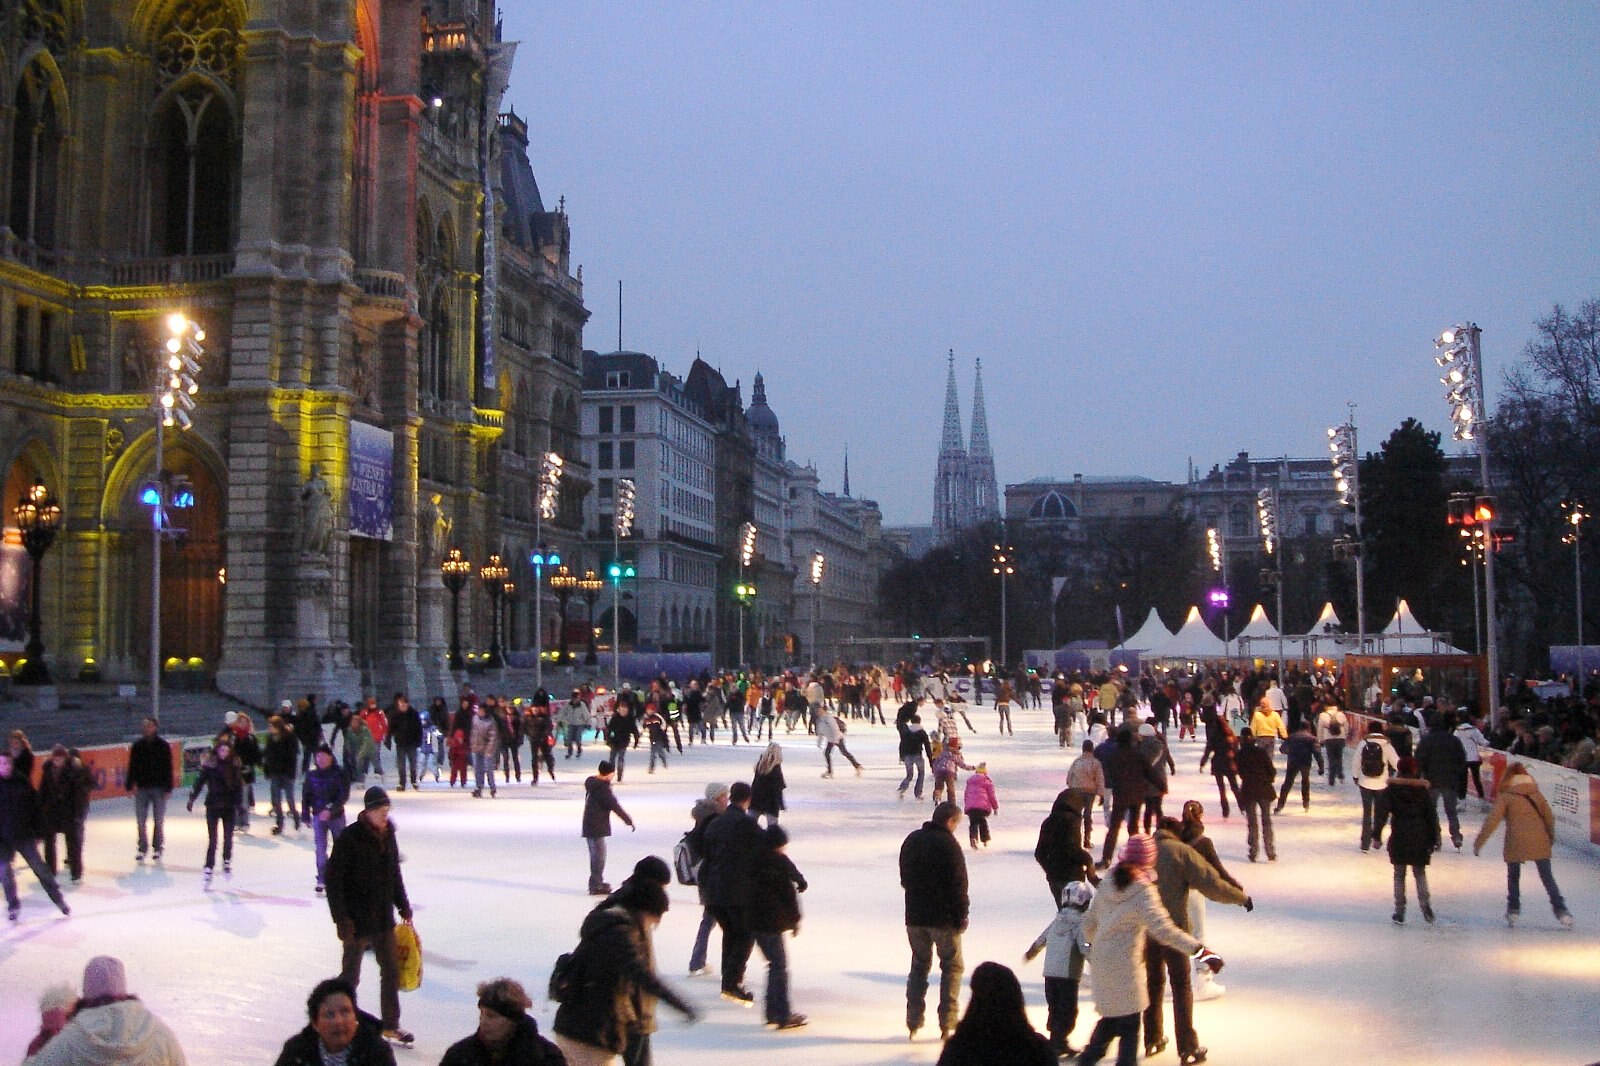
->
xmin=1061 ymin=881 xmax=1095 ymax=909
xmin=976 ymin=762 xmax=987 ymax=772
xmin=224 ymin=711 xmax=239 ymax=726
xmin=38 ymin=981 xmax=77 ymax=1014
xmin=280 ymin=699 xmax=294 ymax=711
xmin=362 ymin=785 xmax=391 ymax=811
xmin=705 ymin=781 xmax=730 ymax=802
xmin=631 ymin=855 xmax=672 ymax=886
xmin=1118 ymin=833 xmax=1158 ymax=869
xmin=82 ymin=956 xmax=128 ymax=1000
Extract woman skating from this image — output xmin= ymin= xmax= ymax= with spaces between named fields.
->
xmin=751 ymin=744 xmax=787 ymax=827
xmin=188 ymin=737 xmax=245 ymax=887
xmin=1474 ymin=761 xmax=1574 ymax=928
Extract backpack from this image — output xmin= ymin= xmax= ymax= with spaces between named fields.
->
xmin=547 ymin=951 xmax=579 ymax=1003
xmin=1359 ymin=738 xmax=1385 ymax=778
xmin=1326 ymin=714 xmax=1343 ymax=738
xmin=673 ymin=832 xmax=701 ymax=886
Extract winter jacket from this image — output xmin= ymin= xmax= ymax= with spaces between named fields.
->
xmin=1316 ymin=707 xmax=1350 ymax=744
xmin=232 ymin=729 xmax=262 ymax=781
xmin=747 ymin=846 xmax=806 ymax=935
xmin=1248 ymin=706 xmax=1287 ymax=741
xmin=469 ymin=712 xmax=501 ymax=757
xmin=438 ymin=1014 xmax=563 ymax=1066
xmin=1454 ymin=722 xmax=1488 ymax=764
xmin=700 ymin=806 xmax=763 ymax=908
xmin=1178 ymin=827 xmax=1241 ymax=889
xmin=1034 ymin=802 xmax=1093 ymax=886
xmin=1103 ymin=742 xmax=1155 ymax=807
xmin=127 ymin=736 xmax=175 ymax=791
xmin=1234 ymin=740 xmax=1277 ymax=803
xmin=751 ymin=766 xmax=786 ymax=816
xmin=1281 ymin=731 xmax=1319 ymax=771
xmin=814 ymin=710 xmax=846 ymax=744
xmin=301 ymin=764 xmax=349 ymax=819
xmin=1029 ymin=903 xmax=1091 ymax=978
xmin=0 ymin=773 xmax=43 ymax=843
xmin=272 ymin=1010 xmax=394 ymax=1066
xmin=581 ymin=775 xmax=631 ymax=839
xmin=359 ymin=708 xmax=389 ymax=745
xmin=898 ymin=820 xmax=969 ymax=928
xmin=293 ymin=706 xmax=324 ymax=751
xmin=1138 ymin=734 xmax=1175 ymax=797
xmin=932 ymin=745 xmax=972 ymax=780
xmin=1385 ymin=777 xmax=1439 ymax=866
xmin=1066 ymin=753 xmax=1105 ymax=794
xmin=22 ymin=998 xmax=187 ymax=1066
xmin=557 ymin=699 xmax=592 ymax=732
xmin=936 ymin=1025 xmax=1054 ymax=1066
xmin=387 ymin=704 xmax=423 ymax=749
xmin=1475 ymin=773 xmax=1556 ymax=863
xmin=525 ymin=708 xmax=555 ymax=749
xmin=962 ymin=772 xmax=998 ymax=814
xmin=898 ymin=725 xmax=934 ymax=761
xmin=1152 ymin=828 xmax=1247 ymax=931
xmin=552 ymin=903 xmax=693 ymax=1054
xmin=187 ymin=759 xmax=243 ymax=813
xmin=603 ymin=712 xmax=639 ymax=750
xmin=1081 ymin=879 xmax=1202 ymax=1019
xmin=325 ymin=814 xmax=411 ymax=936
xmin=261 ymin=733 xmax=299 ymax=778
xmin=1415 ymin=729 xmax=1467 ymax=790
xmin=345 ymin=721 xmax=377 ymax=767
xmin=38 ymin=758 xmax=91 ymax=831
xmin=1356 ymin=733 xmax=1400 ymax=791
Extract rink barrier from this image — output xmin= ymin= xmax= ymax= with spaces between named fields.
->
xmin=1347 ymin=710 xmax=1600 ymax=859
xmin=29 ymin=738 xmax=186 ymax=803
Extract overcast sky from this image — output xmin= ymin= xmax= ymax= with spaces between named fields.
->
xmin=498 ymin=3 xmax=1600 ymax=525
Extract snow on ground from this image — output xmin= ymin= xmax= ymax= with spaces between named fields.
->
xmin=3 ymin=708 xmax=1598 ymax=1065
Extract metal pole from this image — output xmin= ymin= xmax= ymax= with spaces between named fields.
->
xmin=1349 ymin=417 xmax=1368 ymax=654
xmin=150 ymin=420 xmax=163 ymax=722
xmin=1575 ymin=527 xmax=1584 ymax=687
xmin=612 ymin=523 xmax=621 ymax=693
xmin=1000 ymin=567 xmax=1008 ymax=668
xmin=1470 ymin=327 xmax=1502 ymax=725
xmin=737 ymin=556 xmax=746 ymax=668
xmin=811 ymin=582 xmax=819 ymax=668
xmin=533 ymin=509 xmax=543 ymax=693
xmin=1469 ymin=536 xmax=1482 ymax=654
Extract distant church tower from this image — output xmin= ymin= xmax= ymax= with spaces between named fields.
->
xmin=968 ymin=358 xmax=999 ymax=523
xmin=934 ymin=350 xmax=975 ymax=542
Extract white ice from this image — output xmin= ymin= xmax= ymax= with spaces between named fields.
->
xmin=3 ymin=708 xmax=1597 ymax=1065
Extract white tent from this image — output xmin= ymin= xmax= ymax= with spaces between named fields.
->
xmin=1308 ymin=602 xmax=1343 ymax=633
xmin=1376 ymin=599 xmax=1468 ymax=654
xmin=1116 ymin=607 xmax=1175 ymax=652
xmin=1234 ymin=603 xmax=1280 ymax=641
xmin=1147 ymin=606 xmax=1227 ymax=658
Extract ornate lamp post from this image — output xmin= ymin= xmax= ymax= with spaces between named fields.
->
xmin=441 ymin=548 xmax=471 ymax=670
xmin=579 ymin=568 xmax=604 ymax=666
xmin=12 ymin=478 xmax=61 ymax=685
xmin=550 ymin=564 xmax=578 ymax=665
xmin=479 ymin=553 xmax=509 ymax=669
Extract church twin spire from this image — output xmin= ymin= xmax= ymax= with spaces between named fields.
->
xmin=933 ymin=351 xmax=998 ymax=541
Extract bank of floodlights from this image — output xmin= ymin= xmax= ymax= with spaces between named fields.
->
xmin=538 ymin=451 xmax=563 ymax=521
xmin=1256 ymin=488 xmax=1278 ymax=556
xmin=160 ymin=313 xmax=204 ymax=431
xmin=614 ymin=479 xmax=636 ymax=538
xmin=739 ymin=521 xmax=758 ymax=567
xmin=1328 ymin=423 xmax=1358 ymax=507
xmin=1435 ymin=326 xmax=1482 ymax=442
xmin=1206 ymin=527 xmax=1224 ymax=572
xmin=810 ymin=551 xmax=826 ymax=585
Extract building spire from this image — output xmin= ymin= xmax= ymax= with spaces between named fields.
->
xmin=940 ymin=349 xmax=965 ymax=454
xmin=843 ymin=445 xmax=851 ymax=497
xmin=969 ymin=357 xmax=992 ymax=460
xmin=968 ymin=357 xmax=999 ymax=522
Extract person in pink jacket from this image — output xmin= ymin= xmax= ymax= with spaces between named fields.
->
xmin=963 ymin=762 xmax=1000 ymax=849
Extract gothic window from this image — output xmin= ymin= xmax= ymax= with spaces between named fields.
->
xmin=422 ymin=289 xmax=450 ymax=402
xmin=8 ymin=57 xmax=65 ymax=247
xmin=19 ymin=0 xmax=70 ymax=53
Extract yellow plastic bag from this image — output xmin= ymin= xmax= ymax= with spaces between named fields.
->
xmin=395 ymin=921 xmax=423 ymax=992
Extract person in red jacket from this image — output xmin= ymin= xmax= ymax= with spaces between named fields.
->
xmin=359 ymin=698 xmax=390 ymax=780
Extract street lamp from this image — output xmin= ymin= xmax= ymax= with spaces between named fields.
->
xmin=441 ymin=548 xmax=472 ymax=670
xmin=612 ymin=479 xmax=635 ymax=690
xmin=479 ymin=553 xmax=509 ymax=668
xmin=1257 ymin=487 xmax=1285 ymax=681
xmin=502 ymin=578 xmax=518 ymax=654
xmin=1564 ymin=499 xmax=1588 ymax=687
xmin=578 ymin=568 xmax=604 ymax=666
xmin=145 ymin=312 xmax=203 ymax=717
xmin=1328 ymin=416 xmax=1368 ymax=653
xmin=550 ymin=563 xmax=578 ymax=666
xmin=527 ymin=545 xmax=559 ymax=686
xmin=1436 ymin=324 xmax=1500 ymax=722
xmin=734 ymin=579 xmax=757 ymax=667
xmin=11 ymin=478 xmax=61 ymax=685
xmin=737 ymin=521 xmax=757 ymax=668
xmin=992 ymin=540 xmax=1015 ymax=669
xmin=809 ymin=551 xmax=825 ymax=667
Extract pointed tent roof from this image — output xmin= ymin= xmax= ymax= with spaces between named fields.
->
xmin=939 ymin=350 xmax=965 ymax=455
xmin=1148 ymin=607 xmax=1227 ymax=658
xmin=1117 ymin=608 xmax=1175 ymax=651
xmin=1378 ymin=599 xmax=1467 ymax=654
xmin=1234 ymin=603 xmax=1279 ymax=641
xmin=1308 ymin=602 xmax=1344 ymax=634
xmin=1383 ymin=599 xmax=1426 ymax=634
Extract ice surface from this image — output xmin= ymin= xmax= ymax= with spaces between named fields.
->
xmin=3 ymin=710 xmax=1597 ymax=1065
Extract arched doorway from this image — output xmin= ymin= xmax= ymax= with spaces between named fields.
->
xmin=0 ymin=452 xmax=57 ymax=655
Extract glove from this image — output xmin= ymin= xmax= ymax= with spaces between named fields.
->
xmin=186 ymin=800 xmax=194 ymax=812
xmin=1243 ymin=896 xmax=1254 ymax=913
xmin=628 ymin=822 xmax=637 ymax=832
xmin=1192 ymin=947 xmax=1225 ymax=974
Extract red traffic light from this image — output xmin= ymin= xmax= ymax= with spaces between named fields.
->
xmin=1474 ymin=496 xmax=1495 ymax=523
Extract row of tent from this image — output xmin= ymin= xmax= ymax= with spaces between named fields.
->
xmin=1116 ymin=599 xmax=1466 ymax=660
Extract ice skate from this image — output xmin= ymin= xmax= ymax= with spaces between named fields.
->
xmin=771 ymin=1014 xmax=808 ymax=1030
xmin=1505 ymin=909 xmax=1518 ymax=928
xmin=1557 ymin=910 xmax=1574 ymax=929
xmin=1180 ymin=1049 xmax=1208 ymax=1065
xmin=203 ymin=868 xmax=214 ymax=891
xmin=382 ymin=1028 xmax=415 ymax=1048
xmin=720 ymin=986 xmax=755 ymax=1007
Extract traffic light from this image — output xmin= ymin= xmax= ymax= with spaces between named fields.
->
xmin=607 ymin=560 xmax=637 ymax=582
xmin=1474 ymin=496 xmax=1495 ymax=524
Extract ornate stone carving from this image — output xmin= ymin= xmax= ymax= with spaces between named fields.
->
xmin=298 ymin=464 xmax=334 ymax=558
xmin=154 ymin=1 xmax=241 ymax=85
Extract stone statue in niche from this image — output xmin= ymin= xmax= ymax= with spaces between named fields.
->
xmin=351 ymin=338 xmax=378 ymax=409
xmin=422 ymin=491 xmax=449 ymax=563
xmin=298 ymin=464 xmax=334 ymax=558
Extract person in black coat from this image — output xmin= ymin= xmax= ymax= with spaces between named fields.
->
xmin=38 ymin=744 xmax=90 ymax=883
xmin=188 ymin=739 xmax=245 ymax=879
xmin=750 ymin=743 xmax=786 ymax=826
xmin=439 ymin=978 xmax=564 ymax=1066
xmin=1235 ymin=730 xmax=1278 ymax=863
xmin=745 ymin=825 xmax=808 ymax=1028
xmin=303 ymin=745 xmax=351 ymax=894
xmin=0 ymin=751 xmax=70 ymax=920
xmin=900 ymin=801 xmax=970 ymax=1039
xmin=581 ymin=761 xmax=634 ymax=896
xmin=127 ymin=716 xmax=174 ymax=862
xmin=701 ymin=781 xmax=764 ymax=1003
xmin=385 ymin=695 xmax=423 ymax=791
xmin=273 ymin=977 xmax=395 ymax=1066
xmin=1387 ymin=756 xmax=1440 ymax=924
xmin=604 ymin=704 xmax=640 ymax=782
xmin=1415 ymin=712 xmax=1467 ymax=849
xmin=292 ymin=698 xmax=324 ymax=774
xmin=1035 ymin=792 xmax=1096 ymax=907
xmin=262 ymin=716 xmax=301 ymax=835
xmin=1099 ymin=730 xmax=1156 ymax=867
xmin=325 ymin=786 xmax=413 ymax=1045
xmin=936 ymin=961 xmax=1055 ymax=1066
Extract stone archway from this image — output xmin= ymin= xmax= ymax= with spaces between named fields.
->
xmin=0 ymin=445 xmax=61 ymax=657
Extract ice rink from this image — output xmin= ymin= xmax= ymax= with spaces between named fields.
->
xmin=3 ymin=707 xmax=1597 ymax=1065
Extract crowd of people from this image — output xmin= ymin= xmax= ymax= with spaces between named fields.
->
xmin=3 ymin=657 xmax=1588 ymax=1065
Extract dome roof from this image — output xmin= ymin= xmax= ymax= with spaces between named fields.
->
xmin=1029 ymin=490 xmax=1077 ymax=520
xmin=747 ymin=372 xmax=780 ymax=437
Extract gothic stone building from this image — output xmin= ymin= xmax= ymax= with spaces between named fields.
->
xmin=0 ymin=1 xmax=588 ymax=706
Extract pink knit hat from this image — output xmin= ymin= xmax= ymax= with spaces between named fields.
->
xmin=1118 ymin=834 xmax=1157 ymax=870
xmin=82 ymin=956 xmax=128 ymax=999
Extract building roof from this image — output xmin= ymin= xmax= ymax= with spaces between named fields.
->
xmin=747 ymin=371 xmax=780 ymax=437
xmin=1027 ymin=489 xmax=1078 ymax=520
xmin=497 ymin=111 xmax=555 ymax=251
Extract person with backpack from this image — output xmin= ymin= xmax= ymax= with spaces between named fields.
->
xmin=1357 ymin=722 xmax=1399 ymax=852
xmin=686 ymin=782 xmax=729 ymax=977
xmin=1316 ymin=698 xmax=1350 ymax=785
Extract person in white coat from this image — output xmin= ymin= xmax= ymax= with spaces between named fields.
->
xmin=24 ymin=956 xmax=187 ymax=1066
xmin=814 ymin=707 xmax=861 ymax=777
xmin=1453 ymin=711 xmax=1489 ymax=799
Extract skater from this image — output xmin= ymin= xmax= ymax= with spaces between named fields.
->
xmin=604 ymin=701 xmax=639 ymax=783
xmin=302 ymin=745 xmax=349 ymax=896
xmin=1247 ymin=697 xmax=1286 ymax=758
xmin=1386 ymin=757 xmax=1439 ymax=924
xmin=898 ymin=713 xmax=934 ymax=799
xmin=1416 ymin=710 xmax=1466 ymax=849
xmin=1474 ymin=761 xmax=1573 ymax=928
xmin=1024 ymin=882 xmax=1095 ymax=1059
xmin=469 ymin=700 xmax=501 ymax=797
xmin=1035 ymin=792 xmax=1096 ymax=908
xmin=936 ymin=962 xmax=1054 ymax=1066
xmin=751 ymin=743 xmax=787 ymax=827
xmin=702 ymin=781 xmax=764 ymax=1006
xmin=582 ymin=760 xmax=635 ymax=895
xmin=1066 ymin=739 xmax=1105 ymax=847
xmin=687 ymin=782 xmax=730 ymax=976
xmin=931 ymin=734 xmax=974 ymax=806
xmin=962 ymin=762 xmax=999 ymax=849
xmin=1357 ymin=721 xmax=1399 ymax=851
xmin=900 ymin=801 xmax=969 ymax=1041
xmin=995 ymin=680 xmax=1015 ymax=736
xmin=1454 ymin=710 xmax=1489 ymax=799
xmin=128 ymin=716 xmax=174 ymax=863
xmin=0 ymin=751 xmax=70 ymax=921
xmin=747 ymin=825 xmax=809 ymax=1029
xmin=188 ymin=737 xmax=244 ymax=885
xmin=1235 ymin=729 xmax=1277 ymax=863
xmin=1176 ymin=802 xmax=1240 ymax=1001
xmin=226 ymin=712 xmax=263 ymax=830
xmin=386 ymin=695 xmax=422 ymax=791
xmin=262 ymin=715 xmax=301 ymax=835
xmin=1077 ymin=835 xmax=1224 ymax=1066
xmin=1316 ymin=697 xmax=1350 ymax=785
xmin=525 ymin=701 xmax=558 ymax=784
xmin=344 ymin=712 xmax=377 ymax=786
xmin=559 ymin=690 xmax=591 ymax=758
xmin=1137 ymin=723 xmax=1175 ymax=832
xmin=642 ymin=702 xmax=671 ymax=773
xmin=325 ymin=785 xmax=415 ymax=1048
xmin=273 ymin=977 xmax=395 ymax=1066
xmin=447 ymin=729 xmax=470 ymax=788
xmin=1274 ymin=721 xmax=1319 ymax=813
xmin=24 ymin=957 xmax=184 ymax=1064
xmin=38 ymin=745 xmax=90 ymax=883
xmin=815 ymin=705 xmax=862 ymax=777
xmin=1098 ymin=729 xmax=1154 ymax=868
